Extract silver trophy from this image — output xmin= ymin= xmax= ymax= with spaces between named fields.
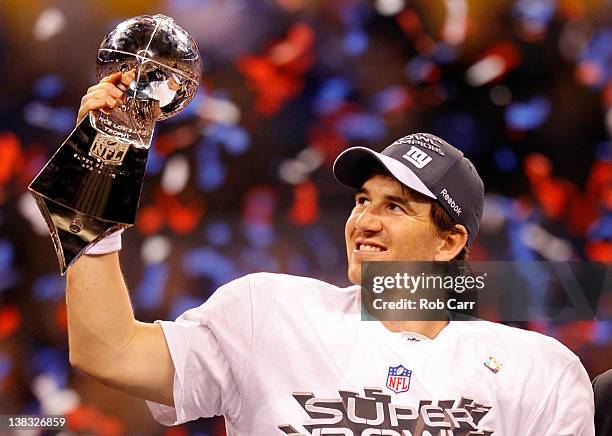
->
xmin=29 ymin=14 xmax=202 ymax=274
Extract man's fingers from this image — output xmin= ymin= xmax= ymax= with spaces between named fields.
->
xmin=77 ymin=70 xmax=135 ymax=125
xmin=119 ymin=70 xmax=136 ymax=90
xmin=105 ymin=95 xmax=120 ymax=108
xmin=82 ymin=97 xmax=107 ymax=112
xmin=89 ymin=86 xmax=122 ymax=101
xmin=83 ymin=83 xmax=123 ymax=101
xmin=76 ymin=97 xmax=107 ymax=124
xmin=100 ymin=71 xmax=123 ymax=84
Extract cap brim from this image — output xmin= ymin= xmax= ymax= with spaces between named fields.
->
xmin=333 ymin=146 xmax=436 ymax=199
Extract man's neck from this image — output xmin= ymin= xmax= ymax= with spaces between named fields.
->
xmin=381 ymin=320 xmax=449 ymax=339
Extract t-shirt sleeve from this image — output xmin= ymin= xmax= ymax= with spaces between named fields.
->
xmin=526 ymin=359 xmax=595 ymax=436
xmin=146 ymin=275 xmax=254 ymax=426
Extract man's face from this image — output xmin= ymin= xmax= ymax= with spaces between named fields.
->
xmin=345 ymin=173 xmax=444 ymax=284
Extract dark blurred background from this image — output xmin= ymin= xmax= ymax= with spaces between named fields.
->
xmin=0 ymin=0 xmax=610 ymax=434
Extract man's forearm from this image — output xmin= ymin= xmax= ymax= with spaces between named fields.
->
xmin=66 ymin=252 xmax=138 ymax=380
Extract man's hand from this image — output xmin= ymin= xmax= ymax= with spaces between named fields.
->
xmin=76 ymin=70 xmax=136 ymax=125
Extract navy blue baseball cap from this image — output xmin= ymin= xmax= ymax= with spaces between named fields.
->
xmin=333 ymin=133 xmax=484 ymax=246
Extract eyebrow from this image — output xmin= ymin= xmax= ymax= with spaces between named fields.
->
xmin=355 ymin=188 xmax=419 ymax=212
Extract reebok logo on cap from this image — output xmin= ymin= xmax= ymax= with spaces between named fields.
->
xmin=402 ymin=146 xmax=432 ymax=169
xmin=440 ymin=188 xmax=462 ymax=215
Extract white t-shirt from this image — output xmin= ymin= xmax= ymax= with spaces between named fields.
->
xmin=147 ymin=273 xmax=595 ymax=435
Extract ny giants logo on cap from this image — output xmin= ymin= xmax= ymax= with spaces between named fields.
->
xmin=402 ymin=146 xmax=432 ymax=169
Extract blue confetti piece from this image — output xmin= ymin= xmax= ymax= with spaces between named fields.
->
xmin=506 ymin=203 xmax=539 ymax=261
xmin=0 ymin=239 xmax=14 ymax=268
xmin=146 ymin=137 xmax=164 ymax=175
xmin=343 ymin=30 xmax=368 ymax=56
xmin=372 ymin=86 xmax=407 ymax=113
xmin=171 ymin=87 xmax=206 ymax=121
xmin=239 ymin=247 xmax=280 ymax=273
xmin=24 ymin=102 xmax=75 ymax=134
xmin=183 ymin=247 xmax=239 ymax=288
xmin=204 ymin=123 xmax=251 ymax=155
xmin=303 ymin=226 xmax=339 ymax=269
xmin=31 ymin=348 xmax=68 ymax=388
xmin=405 ymin=56 xmax=435 ymax=83
xmin=581 ymin=29 xmax=612 ymax=82
xmin=243 ymin=222 xmax=275 ymax=249
xmin=513 ymin=0 xmax=557 ymax=28
xmin=593 ymin=321 xmax=612 ymax=345
xmin=33 ymin=75 xmax=64 ymax=99
xmin=287 ymin=254 xmax=311 ymax=275
xmin=587 ymin=214 xmax=612 ymax=241
xmin=206 ymin=221 xmax=232 ymax=246
xmin=196 ymin=141 xmax=226 ymax=191
xmin=24 ymin=401 xmax=40 ymax=415
xmin=494 ymin=146 xmax=518 ymax=172
xmin=169 ymin=295 xmax=204 ymax=321
xmin=432 ymin=43 xmax=457 ymax=64
xmin=0 ymin=270 xmax=18 ymax=294
xmin=505 ymin=97 xmax=551 ymax=130
xmin=134 ymin=263 xmax=169 ymax=311
xmin=0 ymin=353 xmax=11 ymax=379
xmin=434 ymin=113 xmax=486 ymax=155
xmin=33 ymin=274 xmax=65 ymax=302
xmin=334 ymin=112 xmax=386 ymax=141
xmin=222 ymin=125 xmax=251 ymax=155
xmin=314 ymin=77 xmax=351 ymax=115
xmin=595 ymin=141 xmax=612 ymax=162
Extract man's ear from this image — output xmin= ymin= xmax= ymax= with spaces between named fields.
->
xmin=434 ymin=224 xmax=468 ymax=261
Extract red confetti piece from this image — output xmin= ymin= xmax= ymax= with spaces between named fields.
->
xmin=137 ymin=190 xmax=206 ymax=236
xmin=167 ymin=203 xmax=205 ymax=235
xmin=396 ymin=10 xmax=423 ymax=36
xmin=0 ymin=305 xmax=21 ymax=338
xmin=289 ymin=181 xmax=319 ymax=225
xmin=0 ymin=132 xmax=21 ymax=187
xmin=164 ymin=425 xmax=188 ymax=436
xmin=524 ymin=153 xmax=552 ymax=180
xmin=586 ymin=161 xmax=612 ymax=209
xmin=238 ymin=23 xmax=314 ymax=115
xmin=136 ymin=205 xmax=165 ymax=235
xmin=56 ymin=302 xmax=67 ymax=331
xmin=308 ymin=124 xmax=348 ymax=166
xmin=67 ymin=405 xmax=125 ymax=436
xmin=586 ymin=241 xmax=612 ymax=261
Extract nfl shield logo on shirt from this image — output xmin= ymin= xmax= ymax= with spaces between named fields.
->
xmin=386 ymin=364 xmax=412 ymax=394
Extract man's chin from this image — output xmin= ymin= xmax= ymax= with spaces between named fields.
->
xmin=348 ymin=267 xmax=361 ymax=285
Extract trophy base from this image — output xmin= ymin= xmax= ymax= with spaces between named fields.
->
xmin=29 ymin=115 xmax=148 ymax=275
xmin=32 ymin=193 xmax=127 ymax=274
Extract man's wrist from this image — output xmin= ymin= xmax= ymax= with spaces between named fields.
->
xmin=84 ymin=229 xmax=124 ymax=255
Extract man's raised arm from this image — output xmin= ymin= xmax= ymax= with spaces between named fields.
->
xmin=66 ymin=72 xmax=174 ymax=407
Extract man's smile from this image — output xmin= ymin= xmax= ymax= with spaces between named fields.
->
xmin=354 ymin=240 xmax=388 ymax=253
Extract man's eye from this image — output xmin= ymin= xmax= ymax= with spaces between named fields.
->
xmin=355 ymin=196 xmax=369 ymax=205
xmin=389 ymin=203 xmax=405 ymax=212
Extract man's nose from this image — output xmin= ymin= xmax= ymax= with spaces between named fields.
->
xmin=355 ymin=206 xmax=382 ymax=233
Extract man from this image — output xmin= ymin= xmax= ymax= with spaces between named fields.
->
xmin=67 ymin=72 xmax=595 ymax=435
xmin=593 ymin=369 xmax=612 ymax=436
